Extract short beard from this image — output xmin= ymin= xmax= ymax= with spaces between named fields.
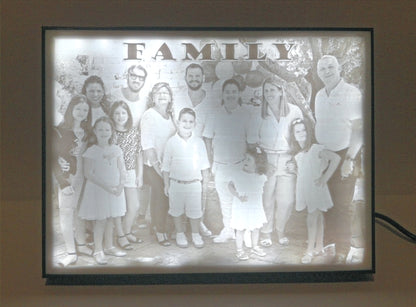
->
xmin=187 ymin=82 xmax=202 ymax=91
xmin=128 ymin=83 xmax=143 ymax=93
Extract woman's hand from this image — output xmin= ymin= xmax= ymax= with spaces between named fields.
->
xmin=266 ymin=163 xmax=277 ymax=177
xmin=72 ymin=139 xmax=84 ymax=156
xmin=115 ymin=184 xmax=124 ymax=196
xmin=61 ymin=185 xmax=74 ymax=195
xmin=341 ymin=158 xmax=354 ymax=178
xmin=237 ymin=193 xmax=248 ymax=202
xmin=109 ymin=186 xmax=118 ymax=195
xmin=58 ymin=157 xmax=70 ymax=172
xmin=314 ymin=176 xmax=327 ymax=188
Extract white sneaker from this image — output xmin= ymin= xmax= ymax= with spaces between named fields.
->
xmin=213 ymin=228 xmax=235 ymax=243
xmin=192 ymin=233 xmax=204 ymax=248
xmin=251 ymin=246 xmax=266 ymax=257
xmin=176 ymin=232 xmax=188 ymax=248
xmin=200 ymin=222 xmax=212 ymax=237
xmin=93 ymin=251 xmax=108 ymax=265
xmin=346 ymin=246 xmax=364 ymax=264
xmin=58 ymin=253 xmax=77 ymax=267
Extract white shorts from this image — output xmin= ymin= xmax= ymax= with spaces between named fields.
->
xmin=168 ymin=180 xmax=202 ymax=219
xmin=125 ymin=169 xmax=138 ymax=188
xmin=352 ymin=177 xmax=365 ymax=203
xmin=213 ymin=161 xmax=243 ymax=205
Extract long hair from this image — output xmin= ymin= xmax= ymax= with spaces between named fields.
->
xmin=261 ymin=76 xmax=290 ymax=119
xmin=147 ymin=82 xmax=173 ymax=114
xmin=109 ymin=100 xmax=133 ymax=131
xmin=221 ymin=78 xmax=243 ymax=106
xmin=59 ymin=94 xmax=91 ymax=141
xmin=246 ymin=147 xmax=268 ymax=175
xmin=91 ymin=116 xmax=116 ymax=145
xmin=81 ymin=75 xmax=108 ymax=106
xmin=288 ymin=118 xmax=314 ymax=154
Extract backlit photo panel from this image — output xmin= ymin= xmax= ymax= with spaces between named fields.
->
xmin=43 ymin=28 xmax=374 ymax=284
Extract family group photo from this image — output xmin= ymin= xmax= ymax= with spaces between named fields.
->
xmin=43 ymin=30 xmax=372 ymax=275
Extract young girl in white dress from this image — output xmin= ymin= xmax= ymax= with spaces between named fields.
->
xmin=228 ymin=147 xmax=268 ymax=261
xmin=78 ymin=116 xmax=128 ymax=265
xmin=289 ymin=118 xmax=341 ymax=264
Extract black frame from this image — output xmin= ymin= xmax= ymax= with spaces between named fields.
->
xmin=42 ymin=27 xmax=375 ymax=285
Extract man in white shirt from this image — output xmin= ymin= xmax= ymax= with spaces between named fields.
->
xmin=173 ymin=63 xmax=220 ymax=137
xmin=174 ymin=63 xmax=220 ymax=236
xmin=112 ymin=64 xmax=148 ymax=128
xmin=315 ymin=55 xmax=363 ymax=258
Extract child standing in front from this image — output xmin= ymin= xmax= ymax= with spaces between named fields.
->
xmin=162 ymin=108 xmax=210 ymax=248
xmin=78 ymin=116 xmax=128 ymax=265
xmin=228 ymin=147 xmax=268 ymax=261
xmin=110 ymin=101 xmax=144 ymax=249
xmin=289 ymin=118 xmax=341 ymax=264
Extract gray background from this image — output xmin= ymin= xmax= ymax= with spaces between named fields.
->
xmin=1 ymin=0 xmax=415 ymax=306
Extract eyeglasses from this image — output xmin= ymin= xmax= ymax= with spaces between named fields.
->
xmin=129 ymin=73 xmax=146 ymax=81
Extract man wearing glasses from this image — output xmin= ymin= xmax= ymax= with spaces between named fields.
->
xmin=113 ymin=64 xmax=148 ymax=128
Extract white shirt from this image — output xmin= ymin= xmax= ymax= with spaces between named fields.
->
xmin=315 ymin=79 xmax=362 ymax=152
xmin=162 ymin=133 xmax=210 ymax=181
xmin=203 ymin=105 xmax=250 ymax=164
xmin=173 ymin=86 xmax=220 ymax=137
xmin=140 ymin=108 xmax=176 ymax=165
xmin=247 ymin=103 xmax=303 ymax=153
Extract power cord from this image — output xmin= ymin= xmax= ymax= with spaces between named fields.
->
xmin=375 ymin=212 xmax=416 ymax=243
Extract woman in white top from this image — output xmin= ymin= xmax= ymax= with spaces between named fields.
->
xmin=247 ymin=76 xmax=303 ymax=247
xmin=140 ymin=82 xmax=176 ymax=246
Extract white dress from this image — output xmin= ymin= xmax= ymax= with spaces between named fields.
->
xmin=295 ymin=144 xmax=334 ymax=213
xmin=230 ymin=170 xmax=267 ymax=231
xmin=78 ymin=144 xmax=126 ymax=220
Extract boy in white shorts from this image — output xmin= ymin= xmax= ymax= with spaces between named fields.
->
xmin=162 ymin=108 xmax=210 ymax=248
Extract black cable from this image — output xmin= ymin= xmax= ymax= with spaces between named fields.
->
xmin=375 ymin=212 xmax=416 ymax=243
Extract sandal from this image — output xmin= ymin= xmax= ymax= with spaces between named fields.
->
xmin=104 ymin=246 xmax=126 ymax=257
xmin=76 ymin=243 xmax=93 ymax=256
xmin=260 ymin=238 xmax=272 ymax=247
xmin=156 ymin=232 xmax=171 ymax=247
xmin=251 ymin=246 xmax=266 ymax=257
xmin=117 ymin=235 xmax=133 ymax=250
xmin=126 ymin=232 xmax=143 ymax=244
